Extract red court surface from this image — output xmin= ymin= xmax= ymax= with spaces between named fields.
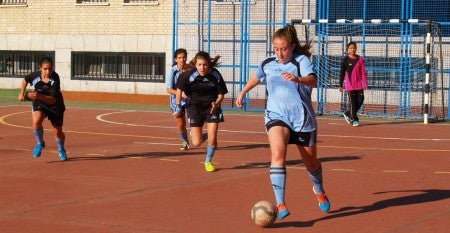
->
xmin=0 ymin=105 xmax=449 ymax=233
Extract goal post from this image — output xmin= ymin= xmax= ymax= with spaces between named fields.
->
xmin=291 ymin=19 xmax=446 ymax=123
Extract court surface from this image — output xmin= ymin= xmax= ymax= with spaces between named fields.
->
xmin=0 ymin=104 xmax=449 ymax=233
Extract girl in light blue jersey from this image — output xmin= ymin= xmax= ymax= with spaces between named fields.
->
xmin=236 ymin=25 xmax=330 ymax=220
xmin=166 ymin=48 xmax=191 ymax=151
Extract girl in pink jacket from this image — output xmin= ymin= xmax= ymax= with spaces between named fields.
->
xmin=339 ymin=42 xmax=368 ymax=127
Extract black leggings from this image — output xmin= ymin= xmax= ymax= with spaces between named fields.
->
xmin=347 ymin=90 xmax=364 ymax=121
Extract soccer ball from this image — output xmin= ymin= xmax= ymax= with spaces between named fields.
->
xmin=251 ymin=200 xmax=277 ymax=227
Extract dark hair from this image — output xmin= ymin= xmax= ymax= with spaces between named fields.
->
xmin=39 ymin=56 xmax=54 ymax=67
xmin=173 ymin=48 xmax=187 ymax=66
xmin=189 ymin=51 xmax=220 ymax=68
xmin=273 ymin=25 xmax=311 ymax=57
xmin=347 ymin=41 xmax=357 ymax=49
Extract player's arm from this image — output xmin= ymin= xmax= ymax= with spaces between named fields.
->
xmin=18 ymin=79 xmax=28 ymax=101
xmin=235 ymin=75 xmax=260 ymax=108
xmin=297 ymin=73 xmax=317 ymax=88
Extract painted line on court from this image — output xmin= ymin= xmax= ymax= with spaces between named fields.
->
xmin=2 ymin=111 xmax=450 ymax=152
xmin=332 ymin=168 xmax=356 ymax=172
xmin=160 ymin=158 xmax=179 ymax=162
xmin=382 ymin=170 xmax=409 ymax=173
xmin=434 ymin=171 xmax=450 ymax=174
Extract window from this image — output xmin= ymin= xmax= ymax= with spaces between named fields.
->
xmin=0 ymin=0 xmax=27 ymax=5
xmin=0 ymin=51 xmax=55 ymax=77
xmin=123 ymin=0 xmax=158 ymax=4
xmin=76 ymin=0 xmax=108 ymax=4
xmin=72 ymin=52 xmax=165 ymax=82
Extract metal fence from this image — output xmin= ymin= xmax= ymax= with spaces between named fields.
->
xmin=173 ymin=0 xmax=449 ymax=120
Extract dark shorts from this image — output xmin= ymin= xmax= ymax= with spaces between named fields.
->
xmin=32 ymin=104 xmax=64 ymax=127
xmin=187 ymin=101 xmax=224 ymax=127
xmin=266 ymin=119 xmax=317 ymax=146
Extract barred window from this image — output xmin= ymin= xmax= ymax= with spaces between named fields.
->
xmin=72 ymin=52 xmax=165 ymax=83
xmin=123 ymin=0 xmax=158 ymax=4
xmin=0 ymin=51 xmax=55 ymax=77
xmin=0 ymin=0 xmax=27 ymax=5
xmin=76 ymin=0 xmax=108 ymax=4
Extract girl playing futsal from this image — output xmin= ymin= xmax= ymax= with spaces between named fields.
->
xmin=166 ymin=48 xmax=191 ymax=150
xmin=18 ymin=56 xmax=68 ymax=161
xmin=174 ymin=51 xmax=228 ymax=172
xmin=235 ymin=25 xmax=330 ymax=219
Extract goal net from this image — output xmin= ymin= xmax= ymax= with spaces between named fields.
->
xmin=292 ymin=19 xmax=447 ymax=121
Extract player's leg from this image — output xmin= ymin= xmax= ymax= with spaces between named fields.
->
xmin=203 ymin=122 xmax=218 ymax=172
xmin=342 ymin=92 xmax=353 ymax=124
xmin=349 ymin=91 xmax=359 ymax=126
xmin=298 ymin=144 xmax=330 ymax=213
xmin=31 ymin=110 xmax=46 ymax=157
xmin=267 ymin=125 xmax=290 ymax=219
xmin=49 ymin=112 xmax=67 ymax=161
xmin=175 ymin=111 xmax=189 ymax=151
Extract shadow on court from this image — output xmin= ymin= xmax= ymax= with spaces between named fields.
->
xmin=272 ymin=189 xmax=450 ymax=228
xmin=52 ymin=151 xmax=204 ymax=162
xmin=231 ymin=155 xmax=362 ymax=170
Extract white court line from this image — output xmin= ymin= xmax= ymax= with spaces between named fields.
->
xmin=96 ymin=111 xmax=450 ymax=140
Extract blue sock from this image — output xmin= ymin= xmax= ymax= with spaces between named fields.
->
xmin=308 ymin=164 xmax=324 ymax=194
xmin=33 ymin=128 xmax=44 ymax=145
xmin=180 ymin=130 xmax=188 ymax=143
xmin=56 ymin=137 xmax=65 ymax=151
xmin=270 ymin=166 xmax=286 ymax=205
xmin=205 ymin=144 xmax=216 ymax=163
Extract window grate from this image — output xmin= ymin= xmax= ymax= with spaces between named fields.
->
xmin=0 ymin=51 xmax=55 ymax=77
xmin=0 ymin=0 xmax=27 ymax=5
xmin=72 ymin=52 xmax=165 ymax=83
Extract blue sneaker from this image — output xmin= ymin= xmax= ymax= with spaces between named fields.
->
xmin=58 ymin=149 xmax=68 ymax=161
xmin=352 ymin=120 xmax=360 ymax=127
xmin=33 ymin=142 xmax=45 ymax=157
xmin=313 ymin=187 xmax=330 ymax=213
xmin=277 ymin=203 xmax=290 ymax=220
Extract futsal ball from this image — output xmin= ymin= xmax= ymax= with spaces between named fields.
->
xmin=251 ymin=200 xmax=277 ymax=227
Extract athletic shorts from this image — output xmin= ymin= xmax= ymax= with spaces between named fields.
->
xmin=265 ymin=119 xmax=317 ymax=146
xmin=32 ymin=104 xmax=64 ymax=127
xmin=187 ymin=101 xmax=224 ymax=127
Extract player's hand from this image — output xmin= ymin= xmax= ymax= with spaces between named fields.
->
xmin=173 ymin=104 xmax=182 ymax=118
xmin=210 ymin=102 xmax=219 ymax=114
xmin=339 ymin=87 xmax=344 ymax=92
xmin=282 ymin=72 xmax=298 ymax=82
xmin=235 ymin=93 xmax=244 ymax=108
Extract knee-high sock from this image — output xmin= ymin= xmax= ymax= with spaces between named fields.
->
xmin=56 ymin=137 xmax=65 ymax=151
xmin=270 ymin=166 xmax=286 ymax=205
xmin=205 ymin=145 xmax=216 ymax=162
xmin=180 ymin=130 xmax=188 ymax=143
xmin=33 ymin=128 xmax=44 ymax=145
xmin=308 ymin=164 xmax=324 ymax=194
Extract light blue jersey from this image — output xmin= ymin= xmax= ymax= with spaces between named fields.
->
xmin=165 ymin=65 xmax=187 ymax=110
xmin=256 ymin=53 xmax=317 ymax=132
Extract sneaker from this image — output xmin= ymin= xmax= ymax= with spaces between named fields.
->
xmin=180 ymin=141 xmax=189 ymax=151
xmin=342 ymin=112 xmax=353 ymax=125
xmin=352 ymin=120 xmax=360 ymax=127
xmin=58 ymin=149 xmax=68 ymax=161
xmin=277 ymin=203 xmax=290 ymax=220
xmin=204 ymin=162 xmax=216 ymax=172
xmin=313 ymin=187 xmax=330 ymax=213
xmin=33 ymin=142 xmax=45 ymax=157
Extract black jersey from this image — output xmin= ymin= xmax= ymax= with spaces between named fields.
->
xmin=339 ymin=55 xmax=360 ymax=87
xmin=24 ymin=71 xmax=66 ymax=114
xmin=176 ymin=68 xmax=228 ymax=103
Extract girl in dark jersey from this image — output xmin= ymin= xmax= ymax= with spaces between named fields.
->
xmin=18 ymin=57 xmax=68 ymax=161
xmin=174 ymin=51 xmax=228 ymax=172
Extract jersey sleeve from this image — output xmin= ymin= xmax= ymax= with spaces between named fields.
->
xmin=48 ymin=72 xmax=62 ymax=98
xmin=212 ymin=69 xmax=228 ymax=95
xmin=165 ymin=66 xmax=177 ymax=89
xmin=298 ymin=55 xmax=315 ymax=77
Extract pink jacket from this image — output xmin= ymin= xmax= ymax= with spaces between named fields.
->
xmin=344 ymin=56 xmax=368 ymax=92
